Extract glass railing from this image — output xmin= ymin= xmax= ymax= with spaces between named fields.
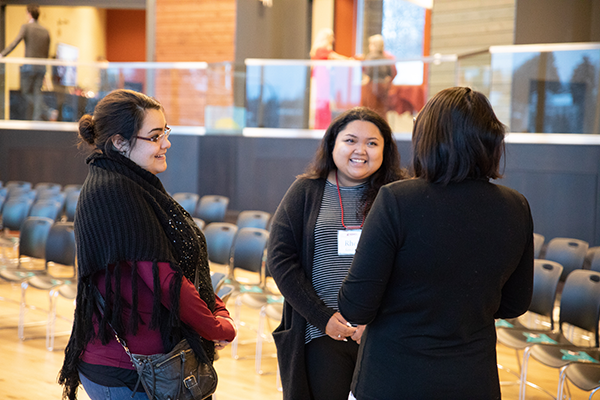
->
xmin=0 ymin=58 xmax=216 ymax=127
xmin=0 ymin=55 xmax=459 ymax=134
xmin=458 ymin=42 xmax=600 ymax=134
xmin=2 ymin=44 xmax=598 ymax=135
xmin=245 ymin=54 xmax=458 ymax=133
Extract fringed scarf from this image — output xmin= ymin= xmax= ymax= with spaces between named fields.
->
xmin=59 ymin=151 xmax=215 ymax=400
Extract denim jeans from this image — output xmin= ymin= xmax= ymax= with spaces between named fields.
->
xmin=79 ymin=372 xmax=148 ymax=400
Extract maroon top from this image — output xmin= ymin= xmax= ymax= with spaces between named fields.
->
xmin=82 ymin=261 xmax=235 ymax=370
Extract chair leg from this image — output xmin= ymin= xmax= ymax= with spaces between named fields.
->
xmin=519 ymin=347 xmax=532 ymax=400
xmin=46 ymin=289 xmax=58 ymax=351
xmin=18 ymin=280 xmax=28 ymax=340
xmin=255 ymin=306 xmax=267 ymax=374
xmin=557 ymin=365 xmax=567 ymax=400
xmin=231 ymin=295 xmax=242 ymax=359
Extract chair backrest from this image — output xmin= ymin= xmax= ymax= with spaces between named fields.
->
xmin=529 ymin=259 xmax=563 ymax=330
xmin=236 ymin=210 xmax=271 ymax=230
xmin=217 ymin=284 xmax=235 ymax=304
xmin=195 ymin=195 xmax=229 ymax=224
xmin=211 ymin=271 xmax=227 ymax=293
xmin=19 ymin=217 xmax=54 ymax=260
xmin=6 ymin=181 xmax=32 ymax=192
xmin=173 ymin=192 xmax=200 ymax=215
xmin=231 ymin=227 xmax=269 ymax=274
xmin=6 ymin=186 xmax=36 ymax=202
xmin=544 ymin=237 xmax=589 ymax=281
xmin=559 ymin=269 xmax=600 ymax=347
xmin=29 ymin=199 xmax=63 ymax=221
xmin=36 ymin=190 xmax=66 ymax=206
xmin=533 ymin=233 xmax=545 ymax=259
xmin=64 ymin=190 xmax=81 ymax=222
xmin=203 ymin=222 xmax=238 ymax=265
xmin=34 ymin=182 xmax=62 ymax=195
xmin=590 ymin=249 xmax=600 ymax=273
xmin=45 ymin=221 xmax=76 ymax=268
xmin=2 ymin=198 xmax=34 ymax=230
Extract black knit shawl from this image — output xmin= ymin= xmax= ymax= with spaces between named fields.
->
xmin=59 ymin=151 xmax=215 ymax=400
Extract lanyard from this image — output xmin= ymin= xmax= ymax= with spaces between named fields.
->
xmin=335 ymin=170 xmax=365 ymax=230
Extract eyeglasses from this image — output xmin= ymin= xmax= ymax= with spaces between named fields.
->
xmin=135 ymin=126 xmax=171 ymax=143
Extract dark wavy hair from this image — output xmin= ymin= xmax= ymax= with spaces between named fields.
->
xmin=301 ymin=106 xmax=405 ymax=215
xmin=412 ymin=87 xmax=506 ymax=185
xmin=78 ymin=89 xmax=163 ymax=156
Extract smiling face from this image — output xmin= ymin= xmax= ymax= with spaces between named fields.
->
xmin=330 ymin=120 xmax=384 ymax=186
xmin=126 ymin=109 xmax=171 ymax=175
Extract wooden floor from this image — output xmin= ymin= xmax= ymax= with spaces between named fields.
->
xmin=0 ymin=258 xmax=595 ymax=399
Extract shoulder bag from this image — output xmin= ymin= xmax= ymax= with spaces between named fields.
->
xmin=93 ymin=287 xmax=217 ymax=400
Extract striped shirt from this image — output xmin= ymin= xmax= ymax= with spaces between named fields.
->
xmin=305 ymin=180 xmax=366 ymax=343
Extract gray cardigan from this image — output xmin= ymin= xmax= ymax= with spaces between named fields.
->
xmin=267 ymin=177 xmax=335 ymax=400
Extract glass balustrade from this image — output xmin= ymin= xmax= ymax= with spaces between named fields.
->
xmin=2 ymin=43 xmax=599 ymax=136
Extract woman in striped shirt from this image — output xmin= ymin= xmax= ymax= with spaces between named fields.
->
xmin=267 ymin=107 xmax=406 ymax=400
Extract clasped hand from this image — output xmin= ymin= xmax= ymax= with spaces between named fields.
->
xmin=325 ymin=312 xmax=365 ymax=343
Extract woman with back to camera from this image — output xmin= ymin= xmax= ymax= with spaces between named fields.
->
xmin=58 ymin=89 xmax=236 ymax=400
xmin=338 ymin=87 xmax=534 ymax=400
xmin=267 ymin=107 xmax=406 ymax=400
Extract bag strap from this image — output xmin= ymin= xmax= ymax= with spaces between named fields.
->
xmin=93 ymin=286 xmax=149 ymax=396
xmin=92 ymin=287 xmax=136 ymax=359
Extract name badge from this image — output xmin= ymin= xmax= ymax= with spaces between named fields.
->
xmin=338 ymin=229 xmax=362 ymax=256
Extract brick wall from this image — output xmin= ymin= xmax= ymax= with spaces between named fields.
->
xmin=154 ymin=0 xmax=237 ymax=125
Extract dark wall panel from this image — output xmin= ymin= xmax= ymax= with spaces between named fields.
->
xmin=234 ymin=137 xmax=320 ymax=212
xmin=501 ymin=171 xmax=598 ymax=243
xmin=0 ymin=129 xmax=87 ymax=185
xmin=159 ymin=135 xmax=201 ymax=195
xmin=2 ymin=129 xmax=599 ymax=246
xmin=501 ymin=142 xmax=600 ymax=246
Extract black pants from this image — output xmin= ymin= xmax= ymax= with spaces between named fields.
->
xmin=305 ymin=335 xmax=359 ymax=400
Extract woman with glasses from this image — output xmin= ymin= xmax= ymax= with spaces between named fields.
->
xmin=59 ymin=89 xmax=236 ymax=400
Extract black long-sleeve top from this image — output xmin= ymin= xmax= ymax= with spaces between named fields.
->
xmin=339 ymin=178 xmax=534 ymax=400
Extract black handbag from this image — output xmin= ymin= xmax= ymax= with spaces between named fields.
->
xmin=93 ymin=288 xmax=217 ymax=400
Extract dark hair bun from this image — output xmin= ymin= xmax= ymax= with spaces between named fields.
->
xmin=78 ymin=115 xmax=96 ymax=145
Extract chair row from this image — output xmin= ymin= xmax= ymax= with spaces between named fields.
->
xmin=202 ymin=222 xmax=283 ymax=370
xmin=173 ymin=193 xmax=230 ymax=224
xmin=0 ymin=181 xmax=81 ymax=202
xmin=0 ymin=217 xmax=77 ymax=349
xmin=496 ymin=260 xmax=600 ymax=399
xmin=0 ymin=183 xmax=82 ymax=230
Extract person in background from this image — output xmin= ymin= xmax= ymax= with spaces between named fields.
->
xmin=268 ymin=107 xmax=406 ymax=400
xmin=310 ymin=28 xmax=350 ymax=61
xmin=361 ymin=34 xmax=397 ymax=119
xmin=58 ymin=89 xmax=236 ymax=400
xmin=310 ymin=28 xmax=351 ymax=129
xmin=0 ymin=4 xmax=50 ymax=121
xmin=339 ymin=87 xmax=534 ymax=400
